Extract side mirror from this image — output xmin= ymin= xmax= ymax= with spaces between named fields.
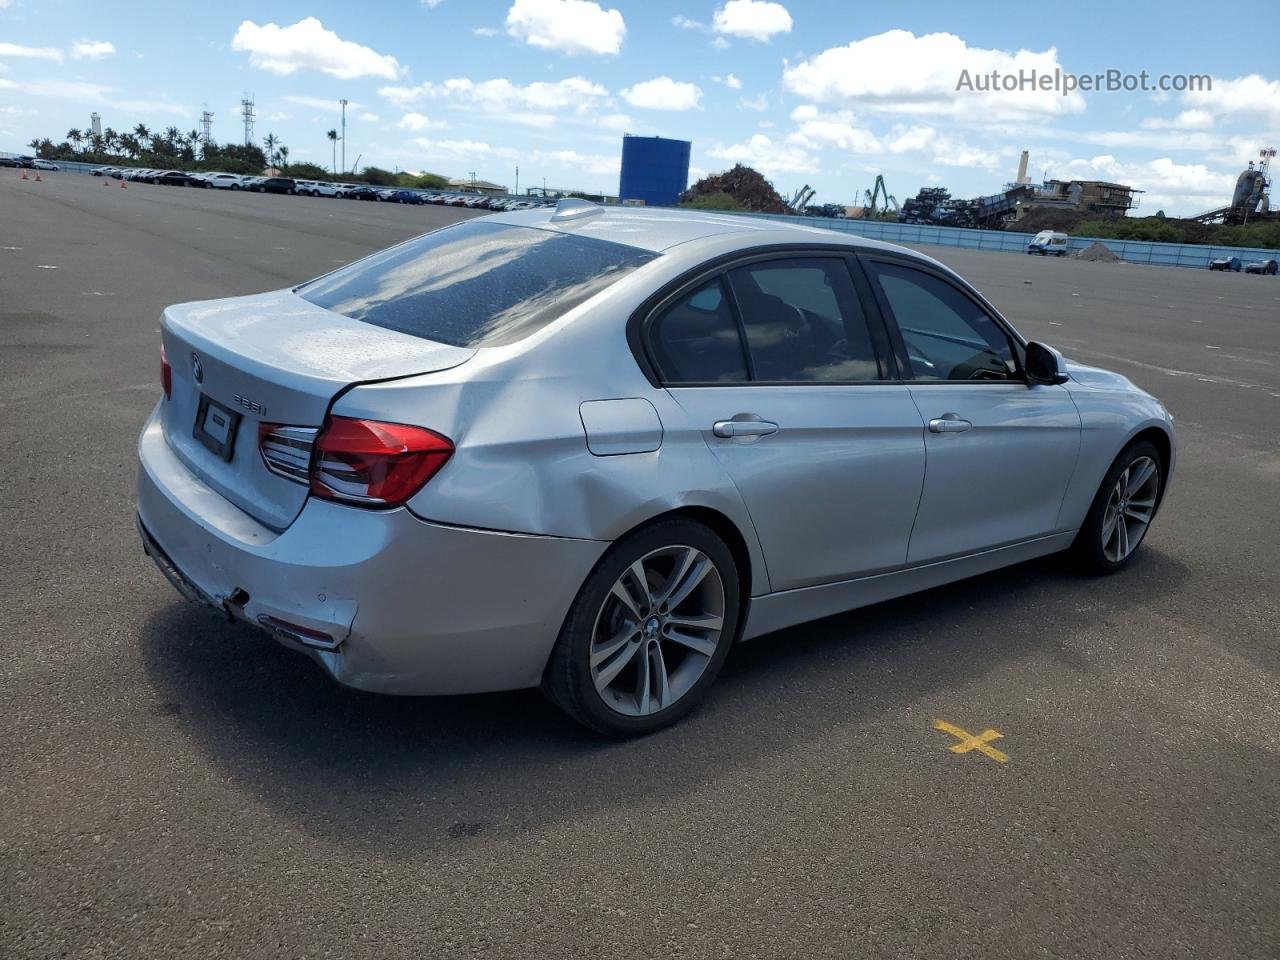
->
xmin=1025 ymin=341 xmax=1070 ymax=386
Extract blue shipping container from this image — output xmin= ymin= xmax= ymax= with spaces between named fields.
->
xmin=619 ymin=136 xmax=691 ymax=207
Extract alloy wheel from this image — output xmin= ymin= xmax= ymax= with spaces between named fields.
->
xmin=1101 ymin=455 xmax=1159 ymax=562
xmin=589 ymin=545 xmax=725 ymax=717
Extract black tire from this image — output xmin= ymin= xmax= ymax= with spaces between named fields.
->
xmin=1070 ymin=439 xmax=1164 ymax=574
xmin=542 ymin=517 xmax=742 ymax=737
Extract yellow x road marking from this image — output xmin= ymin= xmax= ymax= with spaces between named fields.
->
xmin=932 ymin=720 xmax=1009 ymax=763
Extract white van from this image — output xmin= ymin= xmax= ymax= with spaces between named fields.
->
xmin=1028 ymin=230 xmax=1070 ymax=256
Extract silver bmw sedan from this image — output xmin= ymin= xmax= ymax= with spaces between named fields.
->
xmin=137 ymin=200 xmax=1175 ymax=736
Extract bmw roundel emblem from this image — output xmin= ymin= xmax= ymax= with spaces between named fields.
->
xmin=191 ymin=352 xmax=204 ymax=384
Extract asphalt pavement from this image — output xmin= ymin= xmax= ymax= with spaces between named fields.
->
xmin=2 ymin=172 xmax=1277 ymax=959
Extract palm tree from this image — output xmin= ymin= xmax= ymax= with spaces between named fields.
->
xmin=102 ymin=128 xmax=120 ymax=156
xmin=263 ymin=132 xmax=279 ymax=171
xmin=278 ymin=144 xmax=289 ymax=173
xmin=28 ymin=138 xmax=41 ymax=156
xmin=326 ymin=129 xmax=339 ymax=174
xmin=133 ymin=123 xmax=151 ymax=152
xmin=66 ymin=128 xmax=83 ymax=152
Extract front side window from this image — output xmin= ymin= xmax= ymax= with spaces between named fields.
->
xmin=867 ymin=261 xmax=1017 ymax=381
xmin=727 ymin=258 xmax=881 ymax=382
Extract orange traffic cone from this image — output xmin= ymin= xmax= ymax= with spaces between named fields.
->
xmin=20 ymin=170 xmax=28 ymax=180
xmin=34 ymin=173 xmax=42 ymax=182
xmin=120 ymin=179 xmax=126 ymax=188
xmin=103 ymin=177 xmax=109 ymax=186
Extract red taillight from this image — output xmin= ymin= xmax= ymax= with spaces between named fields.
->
xmin=309 ymin=416 xmax=454 ymax=507
xmin=160 ymin=342 xmax=172 ymax=400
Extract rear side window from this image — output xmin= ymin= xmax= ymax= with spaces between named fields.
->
xmin=650 ymin=279 xmax=748 ymax=383
xmin=727 ymin=258 xmax=880 ymax=382
xmin=297 ymin=220 xmax=656 ymax=347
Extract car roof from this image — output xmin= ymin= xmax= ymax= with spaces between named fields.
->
xmin=485 ymin=204 xmax=929 ymax=259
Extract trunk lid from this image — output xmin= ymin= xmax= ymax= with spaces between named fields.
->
xmin=160 ymin=288 xmax=475 ymax=530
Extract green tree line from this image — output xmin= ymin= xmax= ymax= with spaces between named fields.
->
xmin=28 ymin=123 xmax=450 ymax=188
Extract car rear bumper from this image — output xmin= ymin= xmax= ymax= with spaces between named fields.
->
xmin=136 ymin=406 xmax=606 ymax=695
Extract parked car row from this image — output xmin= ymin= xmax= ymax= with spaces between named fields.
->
xmin=1 ymin=155 xmax=60 ymax=170
xmin=1208 ymin=255 xmax=1278 ymax=274
xmin=86 ymin=165 xmax=555 ymax=210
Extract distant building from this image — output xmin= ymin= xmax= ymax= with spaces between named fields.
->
xmin=89 ymin=112 xmax=102 ymax=138
xmin=1036 ymin=180 xmax=1141 ymax=216
xmin=619 ymin=135 xmax=691 ymax=207
xmin=448 ymin=177 xmax=507 ymax=196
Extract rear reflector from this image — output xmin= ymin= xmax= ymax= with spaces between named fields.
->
xmin=310 ymin=417 xmax=453 ymax=507
xmin=259 ymin=423 xmax=319 ymax=483
xmin=256 ymin=614 xmax=339 ymax=650
xmin=160 ymin=342 xmax=172 ymax=400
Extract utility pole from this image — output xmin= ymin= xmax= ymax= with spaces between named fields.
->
xmin=340 ymin=99 xmax=348 ymax=174
xmin=240 ymin=95 xmax=255 ymax=146
xmin=515 ymin=165 xmax=519 ymax=196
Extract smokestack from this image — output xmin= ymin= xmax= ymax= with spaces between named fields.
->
xmin=1016 ymin=150 xmax=1030 ymax=185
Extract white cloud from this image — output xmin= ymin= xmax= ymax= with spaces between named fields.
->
xmin=358 ymin=112 xmax=380 ymax=122
xmin=231 ymin=17 xmax=402 ymax=79
xmin=788 ymin=105 xmax=880 ymax=153
xmin=738 ymin=93 xmax=768 ymax=111
xmin=282 ymin=95 xmax=362 ymax=112
xmin=411 ymin=137 xmax=520 ymax=163
xmin=672 ymin=15 xmax=704 ymax=30
xmin=1183 ymin=73 xmax=1280 ymax=127
xmin=621 ymin=76 xmax=702 ymax=111
xmin=398 ymin=111 xmax=447 ymax=131
xmin=783 ymin=30 xmax=1084 ymax=121
xmin=474 ymin=26 xmax=500 ymax=36
xmin=597 ymin=112 xmax=633 ymax=130
xmin=505 ymin=0 xmax=625 ymax=56
xmin=0 ymin=42 xmax=63 ymax=62
xmin=1140 ymin=109 xmax=1215 ymax=131
xmin=380 ymin=76 xmax=612 ymax=129
xmin=1 ymin=77 xmax=188 ymax=115
xmin=536 ymin=148 xmax=619 ymax=175
xmin=421 ymin=0 xmax=446 ymax=6
xmin=70 ymin=39 xmax=115 ymax=60
xmin=711 ymin=36 xmax=730 ymax=49
xmin=712 ymin=0 xmax=792 ymax=41
xmin=884 ymin=124 xmax=1002 ymax=168
xmin=708 ymin=133 xmax=816 ymax=175
xmin=713 ymin=73 xmax=742 ymax=89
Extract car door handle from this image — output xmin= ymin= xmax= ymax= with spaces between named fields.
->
xmin=928 ymin=415 xmax=973 ymax=434
xmin=712 ymin=419 xmax=779 ymax=438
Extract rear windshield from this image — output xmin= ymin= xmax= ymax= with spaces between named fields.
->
xmin=296 ymin=220 xmax=657 ymax=347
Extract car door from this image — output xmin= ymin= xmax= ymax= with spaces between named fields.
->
xmin=648 ymin=254 xmax=927 ymax=592
xmin=862 ymin=256 xmax=1081 ymax=565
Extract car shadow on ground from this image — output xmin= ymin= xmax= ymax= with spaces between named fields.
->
xmin=137 ymin=546 xmax=1191 ymax=857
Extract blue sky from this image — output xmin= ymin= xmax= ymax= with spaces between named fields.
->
xmin=2 ymin=0 xmax=1277 ymax=214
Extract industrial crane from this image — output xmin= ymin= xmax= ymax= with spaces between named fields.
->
xmin=864 ymin=175 xmax=899 ymax=219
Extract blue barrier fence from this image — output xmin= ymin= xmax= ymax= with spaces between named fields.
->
xmin=737 ymin=212 xmax=1280 ymax=271
xmin=11 ymin=152 xmax=1278 ymax=269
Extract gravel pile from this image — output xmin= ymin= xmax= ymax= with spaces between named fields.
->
xmin=1074 ymin=241 xmax=1121 ymax=262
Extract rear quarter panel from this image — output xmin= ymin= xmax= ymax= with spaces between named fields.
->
xmin=330 ymin=258 xmax=775 ymax=595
